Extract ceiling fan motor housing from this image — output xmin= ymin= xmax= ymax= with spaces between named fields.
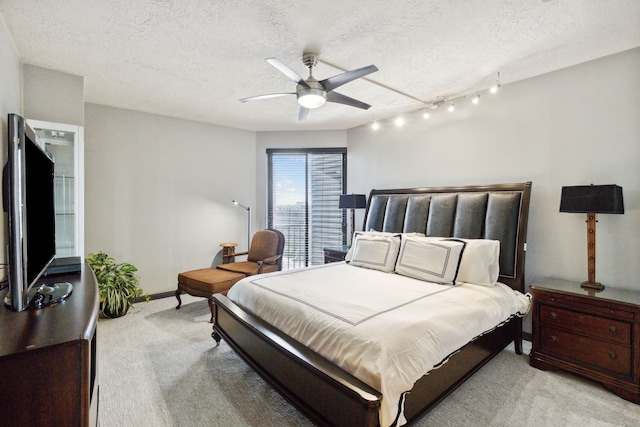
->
xmin=302 ymin=53 xmax=319 ymax=69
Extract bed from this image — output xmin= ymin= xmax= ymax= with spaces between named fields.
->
xmin=212 ymin=182 xmax=532 ymax=427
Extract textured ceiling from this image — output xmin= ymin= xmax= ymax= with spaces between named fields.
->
xmin=1 ymin=0 xmax=639 ymax=131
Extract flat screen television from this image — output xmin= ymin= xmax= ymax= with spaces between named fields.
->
xmin=3 ymin=114 xmax=71 ymax=311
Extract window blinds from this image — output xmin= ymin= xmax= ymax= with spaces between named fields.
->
xmin=267 ymin=148 xmax=346 ymax=269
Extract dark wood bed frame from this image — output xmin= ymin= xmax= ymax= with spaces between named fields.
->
xmin=213 ymin=182 xmax=532 ymax=427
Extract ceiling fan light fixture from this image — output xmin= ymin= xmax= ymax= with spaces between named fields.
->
xmin=297 ymin=88 xmax=327 ymax=109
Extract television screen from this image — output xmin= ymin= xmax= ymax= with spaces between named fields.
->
xmin=24 ymin=129 xmax=56 ymax=285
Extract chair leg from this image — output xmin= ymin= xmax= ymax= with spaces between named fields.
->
xmin=175 ymin=288 xmax=182 ymax=310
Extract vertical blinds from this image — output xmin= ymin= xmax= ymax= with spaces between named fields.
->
xmin=267 ymin=148 xmax=346 ymax=269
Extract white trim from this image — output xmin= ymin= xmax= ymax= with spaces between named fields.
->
xmin=26 ymin=119 xmax=85 ymax=260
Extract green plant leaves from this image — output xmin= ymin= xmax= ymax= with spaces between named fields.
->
xmin=86 ymin=251 xmax=146 ymax=318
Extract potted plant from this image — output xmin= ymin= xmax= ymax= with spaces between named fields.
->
xmin=86 ymin=251 xmax=148 ymax=318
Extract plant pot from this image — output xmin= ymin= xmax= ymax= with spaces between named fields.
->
xmin=101 ymin=302 xmax=131 ymax=318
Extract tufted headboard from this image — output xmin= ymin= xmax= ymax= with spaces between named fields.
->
xmin=363 ymin=182 xmax=532 ymax=292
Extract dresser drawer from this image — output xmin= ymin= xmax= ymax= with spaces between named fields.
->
xmin=540 ymin=305 xmax=631 ymax=345
xmin=540 ymin=326 xmax=631 ymax=376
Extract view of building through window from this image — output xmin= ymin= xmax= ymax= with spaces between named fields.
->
xmin=267 ymin=148 xmax=346 ymax=269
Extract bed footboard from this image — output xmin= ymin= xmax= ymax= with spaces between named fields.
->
xmin=213 ymin=293 xmax=382 ymax=427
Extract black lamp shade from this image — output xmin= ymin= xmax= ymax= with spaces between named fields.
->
xmin=339 ymin=194 xmax=367 ymax=209
xmin=560 ymin=185 xmax=624 ymax=214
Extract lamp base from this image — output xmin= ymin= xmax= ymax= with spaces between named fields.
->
xmin=581 ymin=281 xmax=604 ymax=291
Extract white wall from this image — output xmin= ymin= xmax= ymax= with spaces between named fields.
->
xmin=0 ymin=13 xmax=22 ymax=269
xmin=348 ymin=48 xmax=640 ymax=301
xmin=84 ymin=103 xmax=256 ymax=295
xmin=23 ymin=65 xmax=84 ymax=126
xmin=254 ymin=130 xmax=347 ymax=231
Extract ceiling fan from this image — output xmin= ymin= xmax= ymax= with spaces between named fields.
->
xmin=240 ymin=53 xmax=378 ymax=121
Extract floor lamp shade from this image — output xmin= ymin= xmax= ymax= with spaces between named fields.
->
xmin=559 ymin=185 xmax=624 ymax=291
xmin=339 ymin=194 xmax=367 ymax=242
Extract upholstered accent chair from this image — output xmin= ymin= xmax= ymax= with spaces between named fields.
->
xmin=176 ymin=229 xmax=285 ymax=322
xmin=217 ymin=229 xmax=285 ymax=276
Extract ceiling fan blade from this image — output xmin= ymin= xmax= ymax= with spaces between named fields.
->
xmin=320 ymin=65 xmax=378 ymax=92
xmin=239 ymin=93 xmax=295 ymax=103
xmin=326 ymin=91 xmax=372 ymax=110
xmin=266 ymin=58 xmax=310 ymax=89
xmin=298 ymin=107 xmax=310 ymax=121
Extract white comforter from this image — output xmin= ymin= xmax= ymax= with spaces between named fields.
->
xmin=227 ymin=262 xmax=531 ymax=427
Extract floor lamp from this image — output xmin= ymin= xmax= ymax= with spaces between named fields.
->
xmin=559 ymin=184 xmax=624 ymax=291
xmin=232 ymin=200 xmax=251 ymax=251
xmin=339 ymin=194 xmax=367 ymax=244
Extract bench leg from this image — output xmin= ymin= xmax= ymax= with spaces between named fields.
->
xmin=210 ymin=297 xmax=221 ymax=343
xmin=175 ymin=288 xmax=182 ymax=310
xmin=207 ymin=296 xmax=215 ymax=323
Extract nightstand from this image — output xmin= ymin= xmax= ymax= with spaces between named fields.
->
xmin=529 ymin=278 xmax=640 ymax=404
xmin=323 ymin=246 xmax=349 ymax=264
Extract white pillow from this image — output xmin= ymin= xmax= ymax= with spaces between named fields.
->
xmin=346 ymin=230 xmax=424 ymax=261
xmin=456 ymin=239 xmax=500 ymax=287
xmin=395 ymin=236 xmax=466 ymax=285
xmin=347 ymin=234 xmax=401 ymax=273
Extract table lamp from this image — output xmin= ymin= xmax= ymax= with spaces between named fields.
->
xmin=339 ymin=194 xmax=367 ymax=243
xmin=559 ymin=184 xmax=624 ymax=291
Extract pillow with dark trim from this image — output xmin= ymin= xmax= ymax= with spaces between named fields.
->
xmin=395 ymin=235 xmax=466 ymax=285
xmin=347 ymin=233 xmax=401 ymax=273
xmin=345 ymin=230 xmax=423 ymax=261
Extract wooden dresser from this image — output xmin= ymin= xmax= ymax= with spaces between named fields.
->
xmin=0 ymin=265 xmax=100 ymax=426
xmin=530 ymin=278 xmax=640 ymax=404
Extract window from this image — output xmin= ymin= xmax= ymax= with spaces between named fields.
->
xmin=267 ymin=148 xmax=346 ymax=269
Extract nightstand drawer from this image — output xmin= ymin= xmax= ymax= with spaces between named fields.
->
xmin=540 ymin=305 xmax=631 ymax=345
xmin=535 ymin=291 xmax=635 ymax=321
xmin=540 ymin=326 xmax=631 ymax=376
xmin=323 ymin=247 xmax=348 ymax=264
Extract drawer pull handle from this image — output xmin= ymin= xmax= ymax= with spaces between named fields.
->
xmin=550 ymin=312 xmax=557 ymax=320
xmin=609 ymin=352 xmax=617 ymax=359
xmin=609 ymin=326 xmax=617 ymax=333
xmin=550 ymin=336 xmax=557 ymax=342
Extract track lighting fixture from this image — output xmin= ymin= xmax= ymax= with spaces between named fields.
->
xmin=368 ymin=71 xmax=501 ymax=131
xmin=490 ymin=72 xmax=501 ymax=94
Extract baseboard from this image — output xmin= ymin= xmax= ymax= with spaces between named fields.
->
xmin=134 ymin=290 xmax=175 ymax=303
xmin=523 ymin=331 xmax=532 ymax=342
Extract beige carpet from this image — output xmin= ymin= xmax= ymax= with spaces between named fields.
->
xmin=98 ymin=295 xmax=640 ymax=427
